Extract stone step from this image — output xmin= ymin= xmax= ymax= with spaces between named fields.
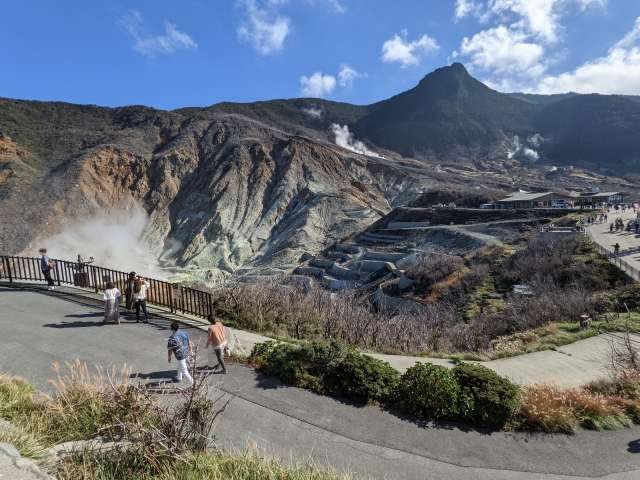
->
xmin=334 ymin=243 xmax=362 ymax=254
xmin=359 ymin=233 xmax=402 ymax=244
xmin=361 ymin=250 xmax=407 ymax=262
xmin=293 ymin=266 xmax=325 ymax=278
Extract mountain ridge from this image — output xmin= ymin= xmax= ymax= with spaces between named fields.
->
xmin=1 ymin=63 xmax=638 ymax=277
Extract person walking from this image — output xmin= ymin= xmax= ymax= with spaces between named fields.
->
xmin=614 ymin=242 xmax=620 ymax=256
xmin=610 ymin=222 xmax=614 ymax=233
xmin=39 ymin=248 xmax=56 ymax=290
xmin=103 ymin=281 xmax=121 ymax=324
xmin=205 ymin=314 xmax=227 ymax=374
xmin=133 ymin=275 xmax=150 ymax=323
xmin=124 ymin=272 xmax=136 ymax=311
xmin=167 ymin=322 xmax=193 ymax=385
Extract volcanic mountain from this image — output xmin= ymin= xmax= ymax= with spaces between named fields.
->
xmin=0 ymin=63 xmax=637 ymax=278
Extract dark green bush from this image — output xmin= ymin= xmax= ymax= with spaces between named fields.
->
xmin=395 ymin=363 xmax=461 ymax=420
xmin=605 ymin=284 xmax=640 ymax=312
xmin=252 ymin=340 xmax=349 ymax=392
xmin=328 ymin=352 xmax=399 ymax=404
xmin=453 ymin=363 xmax=520 ymax=429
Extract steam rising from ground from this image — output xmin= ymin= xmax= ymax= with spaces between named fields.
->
xmin=506 ymin=134 xmax=541 ymax=162
xmin=331 ymin=124 xmax=384 ymax=158
xmin=302 ymin=106 xmax=323 ymax=118
xmin=41 ymin=205 xmax=166 ymax=279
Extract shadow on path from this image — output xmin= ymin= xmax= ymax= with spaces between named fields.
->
xmin=65 ymin=312 xmax=103 ymax=318
xmin=44 ymin=320 xmax=107 ymax=328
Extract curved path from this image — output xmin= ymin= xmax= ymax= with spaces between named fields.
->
xmin=1 ymin=285 xmax=640 ymax=479
xmin=587 ymin=209 xmax=640 ymax=280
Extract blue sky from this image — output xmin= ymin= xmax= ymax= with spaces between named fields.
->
xmin=2 ymin=0 xmax=640 ymax=109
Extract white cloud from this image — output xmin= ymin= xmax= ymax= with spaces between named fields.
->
xmin=119 ymin=10 xmax=197 ymax=57
xmin=338 ymin=64 xmax=362 ymax=87
xmin=381 ymin=30 xmax=439 ymax=68
xmin=454 ymin=0 xmax=484 ymax=20
xmin=237 ymin=0 xmax=291 ymax=55
xmin=536 ymin=17 xmax=640 ymax=94
xmin=454 ymin=0 xmax=610 ymax=91
xmin=455 ymin=0 xmax=607 ymax=45
xmin=300 ymin=72 xmax=337 ymax=97
xmin=319 ymin=0 xmax=347 ymax=13
xmin=461 ymin=26 xmax=545 ymax=76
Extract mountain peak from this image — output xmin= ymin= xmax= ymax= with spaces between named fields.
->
xmin=416 ymin=62 xmax=474 ymax=90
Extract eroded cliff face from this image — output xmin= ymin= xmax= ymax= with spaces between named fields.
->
xmin=0 ymin=104 xmax=422 ymax=278
xmin=2 ymin=91 xmax=635 ymax=279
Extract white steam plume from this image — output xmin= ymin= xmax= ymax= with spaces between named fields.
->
xmin=331 ymin=124 xmax=384 ymax=158
xmin=523 ymin=147 xmax=539 ymax=162
xmin=40 ymin=204 xmax=167 ymax=279
xmin=302 ymin=106 xmax=323 ymax=118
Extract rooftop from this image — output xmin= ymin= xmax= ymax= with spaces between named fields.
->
xmin=580 ymin=191 xmax=622 ymax=198
xmin=499 ymin=192 xmax=553 ymax=202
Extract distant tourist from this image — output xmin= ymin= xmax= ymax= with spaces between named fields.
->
xmin=133 ymin=275 xmax=150 ymax=323
xmin=206 ymin=314 xmax=227 ymax=374
xmin=610 ymin=223 xmax=614 ymax=233
xmin=103 ymin=281 xmax=121 ymax=324
xmin=38 ymin=248 xmax=56 ymax=290
xmin=167 ymin=321 xmax=193 ymax=385
xmin=614 ymin=243 xmax=620 ymax=256
xmin=124 ymin=272 xmax=136 ymax=311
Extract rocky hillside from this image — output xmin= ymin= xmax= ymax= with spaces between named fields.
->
xmin=0 ymin=63 xmax=638 ymax=278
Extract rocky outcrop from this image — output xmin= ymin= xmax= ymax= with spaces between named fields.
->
xmin=0 ymin=102 xmax=425 ymax=278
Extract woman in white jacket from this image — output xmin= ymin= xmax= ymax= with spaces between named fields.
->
xmin=103 ymin=281 xmax=122 ymax=324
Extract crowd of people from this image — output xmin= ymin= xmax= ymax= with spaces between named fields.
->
xmin=38 ymin=248 xmax=229 ymax=386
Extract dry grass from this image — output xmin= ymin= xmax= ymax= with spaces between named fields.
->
xmin=517 ymin=385 xmax=579 ymax=433
xmin=56 ymin=449 xmax=350 ymax=480
xmin=0 ymin=361 xmax=141 ymax=450
xmin=0 ymin=425 xmax=48 ymax=459
xmin=517 ymin=381 xmax=638 ymax=433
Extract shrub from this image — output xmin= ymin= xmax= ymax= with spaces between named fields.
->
xmin=517 ymin=385 xmax=579 ymax=433
xmin=453 ymin=363 xmax=520 ymax=429
xmin=328 ymin=353 xmax=399 ymax=404
xmin=404 ymin=254 xmax=464 ymax=293
xmin=251 ymin=340 xmax=349 ymax=393
xmin=251 ymin=341 xmax=398 ymax=404
xmin=605 ymin=285 xmax=640 ymax=312
xmin=395 ymin=363 xmax=461 ymax=420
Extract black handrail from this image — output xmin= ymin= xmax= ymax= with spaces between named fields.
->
xmin=0 ymin=255 xmax=214 ymax=319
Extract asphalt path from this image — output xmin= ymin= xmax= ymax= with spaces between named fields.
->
xmin=1 ymin=285 xmax=640 ymax=480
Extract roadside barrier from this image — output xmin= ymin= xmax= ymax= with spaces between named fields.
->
xmin=0 ymin=255 xmax=214 ymax=319
xmin=584 ymin=231 xmax=640 ymax=282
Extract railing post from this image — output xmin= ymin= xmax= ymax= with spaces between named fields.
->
xmin=54 ymin=260 xmax=61 ymax=287
xmin=90 ymin=266 xmax=99 ymax=293
xmin=2 ymin=257 xmax=12 ymax=284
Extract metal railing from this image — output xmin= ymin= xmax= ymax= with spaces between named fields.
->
xmin=585 ymin=231 xmax=640 ymax=282
xmin=0 ymin=255 xmax=214 ymax=319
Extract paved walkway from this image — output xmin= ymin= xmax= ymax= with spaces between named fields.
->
xmin=587 ymin=209 xmax=640 ymax=281
xmin=1 ymin=285 xmax=640 ymax=479
xmin=2 ymin=281 xmax=635 ymax=389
